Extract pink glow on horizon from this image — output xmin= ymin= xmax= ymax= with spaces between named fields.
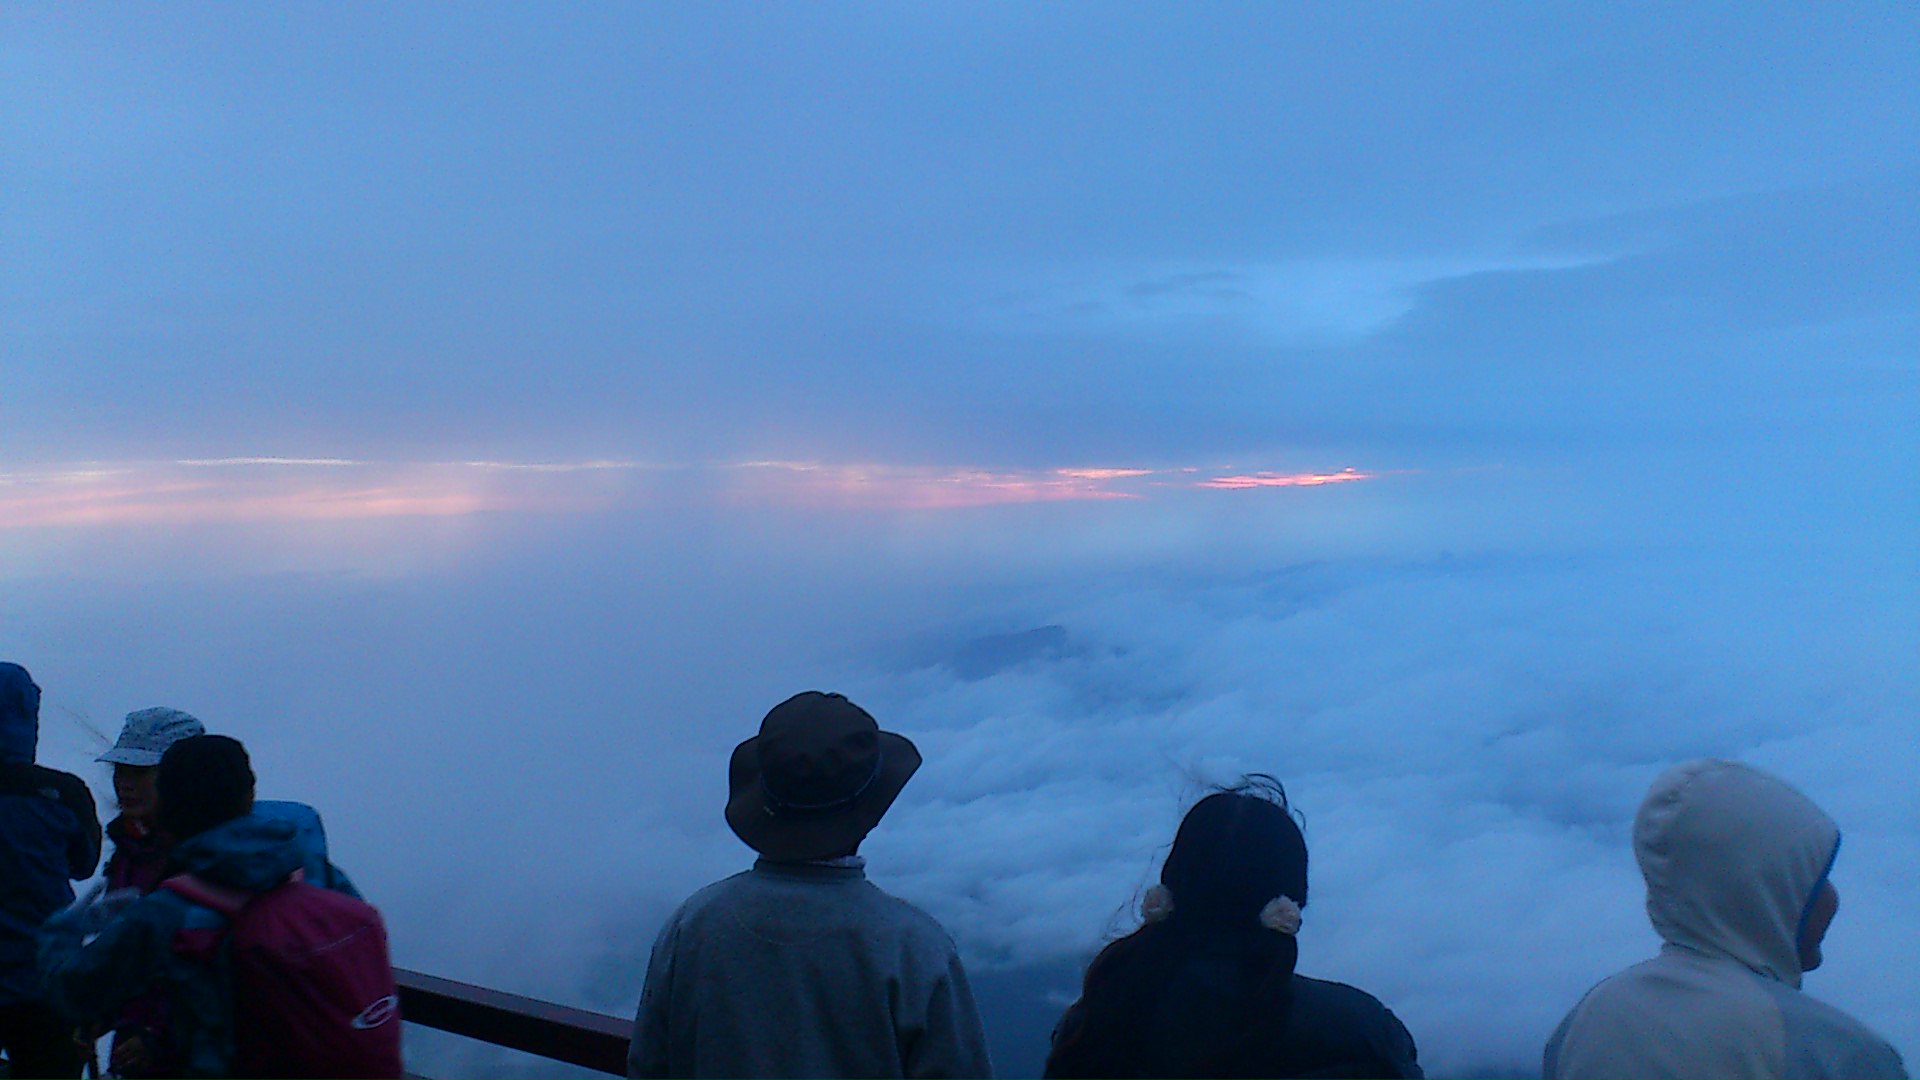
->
xmin=0 ymin=456 xmax=1384 ymax=528
xmin=728 ymin=462 xmax=1147 ymax=509
xmin=0 ymin=461 xmax=622 ymax=529
xmin=1199 ymin=467 xmax=1374 ymax=490
xmin=1053 ymin=468 xmax=1154 ymax=481
xmin=2 ymin=481 xmax=504 ymax=528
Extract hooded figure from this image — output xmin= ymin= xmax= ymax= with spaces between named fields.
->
xmin=0 ymin=662 xmax=101 ymax=1078
xmin=1544 ymin=759 xmax=1906 ymax=1079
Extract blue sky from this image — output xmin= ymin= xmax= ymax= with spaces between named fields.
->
xmin=7 ymin=3 xmax=1914 ymax=467
xmin=4 ymin=4 xmax=1916 ymax=1075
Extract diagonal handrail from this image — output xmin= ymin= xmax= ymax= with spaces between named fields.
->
xmin=395 ymin=966 xmax=631 ymax=1077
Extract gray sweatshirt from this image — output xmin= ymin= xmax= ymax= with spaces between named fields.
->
xmin=629 ymin=859 xmax=993 ymax=1079
xmin=1545 ymin=760 xmax=1906 ymax=1079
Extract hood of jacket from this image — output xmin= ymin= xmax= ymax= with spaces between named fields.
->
xmin=1633 ymin=759 xmax=1838 ymax=988
xmin=168 ymin=800 xmax=334 ymax=892
xmin=0 ymin=662 xmax=40 ymax=763
xmin=250 ymin=799 xmax=344 ymax=885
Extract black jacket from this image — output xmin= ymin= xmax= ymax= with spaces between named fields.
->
xmin=1048 ymin=958 xmax=1422 ymax=1079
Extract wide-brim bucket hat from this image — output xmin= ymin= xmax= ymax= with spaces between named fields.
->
xmin=725 ymin=691 xmax=921 ymax=862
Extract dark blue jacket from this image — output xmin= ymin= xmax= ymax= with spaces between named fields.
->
xmin=0 ymin=662 xmax=101 ymax=1005
xmin=39 ymin=803 xmax=358 ymax=1076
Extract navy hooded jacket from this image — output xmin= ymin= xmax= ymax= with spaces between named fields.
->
xmin=0 ymin=661 xmax=101 ymax=1004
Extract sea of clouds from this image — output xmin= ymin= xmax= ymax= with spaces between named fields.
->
xmin=7 ymin=464 xmax=1913 ymax=1076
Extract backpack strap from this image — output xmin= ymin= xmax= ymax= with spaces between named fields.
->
xmin=161 ymin=869 xmax=309 ymax=963
xmin=161 ymin=873 xmax=252 ymax=917
xmin=160 ymin=867 xmax=308 ymax=917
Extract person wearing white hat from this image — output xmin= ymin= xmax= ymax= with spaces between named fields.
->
xmin=98 ymin=708 xmax=207 ymax=896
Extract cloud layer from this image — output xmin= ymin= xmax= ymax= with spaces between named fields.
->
xmin=9 ymin=467 xmax=1913 ymax=1075
xmin=847 ymin=549 xmax=1917 ymax=1074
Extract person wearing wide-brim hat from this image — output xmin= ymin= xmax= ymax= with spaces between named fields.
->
xmin=629 ymin=691 xmax=992 ymax=1079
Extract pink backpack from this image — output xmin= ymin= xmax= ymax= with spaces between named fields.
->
xmin=164 ymin=871 xmax=404 ymax=1078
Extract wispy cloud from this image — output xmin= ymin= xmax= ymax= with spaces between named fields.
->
xmin=0 ymin=457 xmax=1384 ymax=529
xmin=0 ymin=459 xmax=637 ymax=529
xmin=457 ymin=460 xmax=656 ymax=473
xmin=1054 ymin=468 xmax=1154 ymax=481
xmin=727 ymin=462 xmax=1382 ymax=509
xmin=1199 ymin=467 xmax=1374 ymax=490
xmin=976 ymin=255 xmax=1613 ymax=345
xmin=2 ymin=477 xmax=492 ymax=529
xmin=727 ymin=462 xmax=1148 ymax=509
xmin=176 ymin=457 xmax=367 ymax=467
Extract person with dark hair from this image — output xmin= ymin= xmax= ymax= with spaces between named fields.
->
xmin=83 ymin=714 xmax=362 ymax=1078
xmin=38 ymin=736 xmax=258 ymax=1077
xmin=1046 ymin=777 xmax=1421 ymax=1079
xmin=1543 ymin=759 xmax=1906 ymax=1079
xmin=1 ymin=662 xmax=102 ymax=1079
xmin=39 ymin=735 xmax=398 ymax=1078
xmin=628 ymin=691 xmax=992 ymax=1078
xmin=151 ymin=734 xmax=255 ymax=842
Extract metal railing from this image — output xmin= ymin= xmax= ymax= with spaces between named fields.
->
xmin=395 ymin=967 xmax=630 ymax=1077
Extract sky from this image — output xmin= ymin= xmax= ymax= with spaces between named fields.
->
xmin=3 ymin=3 xmax=1917 ymax=1076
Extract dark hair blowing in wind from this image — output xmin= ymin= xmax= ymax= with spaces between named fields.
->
xmin=1046 ymin=775 xmax=1308 ymax=1078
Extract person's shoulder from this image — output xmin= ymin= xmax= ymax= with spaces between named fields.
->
xmin=1291 ymin=975 xmax=1411 ymax=1037
xmin=252 ymin=799 xmax=324 ymax=830
xmin=1544 ymin=952 xmax=1785 ymax=1079
xmin=1767 ymin=982 xmax=1909 ymax=1076
xmin=1546 ymin=954 xmax=1674 ymax=1051
xmin=0 ymin=760 xmax=81 ymax=792
xmin=100 ymin=884 xmax=202 ymax=942
xmin=1291 ymin=974 xmax=1422 ymax=1076
xmin=864 ymin=883 xmax=960 ymax=944
xmin=1292 ymin=973 xmax=1398 ymax=1018
xmin=0 ymin=761 xmax=95 ymax=812
xmin=665 ymin=869 xmax=758 ymax=921
xmin=1561 ymin=952 xmax=1686 ymax=1010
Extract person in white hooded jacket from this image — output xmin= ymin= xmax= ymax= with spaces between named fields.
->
xmin=1544 ymin=759 xmax=1906 ymax=1079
